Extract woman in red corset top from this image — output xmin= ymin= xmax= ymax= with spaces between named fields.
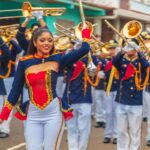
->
xmin=0 ymin=27 xmax=91 ymax=150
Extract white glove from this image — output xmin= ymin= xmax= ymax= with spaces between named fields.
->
xmin=32 ymin=11 xmax=43 ymax=20
xmin=123 ymin=42 xmax=139 ymax=52
xmin=97 ymin=71 xmax=105 ymax=79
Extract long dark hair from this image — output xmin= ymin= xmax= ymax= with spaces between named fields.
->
xmin=27 ymin=27 xmax=55 ymax=55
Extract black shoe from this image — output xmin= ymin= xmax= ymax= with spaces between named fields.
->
xmin=101 ymin=122 xmax=106 ymax=128
xmin=0 ymin=132 xmax=9 ymax=138
xmin=95 ymin=122 xmax=105 ymax=128
xmin=147 ymin=140 xmax=150 ymax=146
xmin=143 ymin=117 xmax=147 ymax=122
xmin=95 ymin=122 xmax=102 ymax=128
xmin=103 ymin=137 xmax=111 ymax=144
xmin=112 ymin=138 xmax=117 ymax=144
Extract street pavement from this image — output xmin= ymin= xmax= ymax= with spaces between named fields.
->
xmin=0 ymin=117 xmax=149 ymax=150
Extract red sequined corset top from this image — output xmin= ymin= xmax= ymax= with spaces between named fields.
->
xmin=26 ymin=70 xmax=53 ymax=109
xmin=25 ymin=62 xmax=59 ymax=109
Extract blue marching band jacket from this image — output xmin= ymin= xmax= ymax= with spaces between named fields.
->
xmin=0 ymin=38 xmax=10 ymax=95
xmin=16 ymin=26 xmax=29 ymax=55
xmin=113 ymin=51 xmax=149 ymax=105
xmin=101 ymin=57 xmax=119 ymax=92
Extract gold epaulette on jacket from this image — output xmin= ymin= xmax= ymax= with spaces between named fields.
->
xmin=20 ymin=55 xmax=34 ymax=61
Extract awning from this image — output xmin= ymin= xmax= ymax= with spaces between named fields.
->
xmin=43 ymin=0 xmax=106 ymax=16
xmin=114 ymin=9 xmax=150 ymax=23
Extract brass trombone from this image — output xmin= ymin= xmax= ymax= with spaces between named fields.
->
xmin=54 ymin=22 xmax=108 ymax=54
xmin=105 ymin=19 xmax=149 ymax=52
xmin=0 ymin=24 xmax=19 ymax=43
xmin=0 ymin=2 xmax=66 ymax=19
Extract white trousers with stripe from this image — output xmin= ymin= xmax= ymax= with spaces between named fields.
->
xmin=94 ymin=89 xmax=106 ymax=122
xmin=104 ymin=91 xmax=117 ymax=138
xmin=25 ymin=98 xmax=64 ymax=150
xmin=0 ymin=77 xmax=14 ymax=134
xmin=143 ymin=91 xmax=150 ymax=140
xmin=66 ymin=103 xmax=92 ymax=150
xmin=116 ymin=103 xmax=142 ymax=150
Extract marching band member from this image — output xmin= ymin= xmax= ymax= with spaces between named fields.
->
xmin=0 ymin=37 xmax=10 ymax=138
xmin=93 ymin=56 xmax=106 ymax=128
xmin=16 ymin=10 xmax=46 ymax=55
xmin=141 ymin=31 xmax=150 ymax=146
xmin=0 ymin=26 xmax=91 ymax=150
xmin=113 ymin=39 xmax=149 ymax=150
xmin=101 ymin=40 xmax=119 ymax=144
xmin=2 ymin=37 xmax=22 ymax=138
xmin=62 ymin=40 xmax=99 ymax=150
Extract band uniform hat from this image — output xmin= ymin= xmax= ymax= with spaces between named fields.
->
xmin=106 ymin=39 xmax=118 ymax=49
xmin=122 ymin=38 xmax=139 ymax=47
xmin=140 ymin=31 xmax=150 ymax=40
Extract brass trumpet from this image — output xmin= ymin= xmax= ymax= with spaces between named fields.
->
xmin=0 ymin=2 xmax=66 ymax=19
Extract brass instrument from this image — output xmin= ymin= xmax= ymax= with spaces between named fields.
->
xmin=122 ymin=20 xmax=142 ymax=38
xmin=54 ymin=22 xmax=108 ymax=55
xmin=104 ymin=20 xmax=128 ymax=45
xmin=0 ymin=24 xmax=19 ymax=43
xmin=122 ymin=20 xmax=149 ymax=54
xmin=54 ymin=35 xmax=73 ymax=51
xmin=22 ymin=2 xmax=66 ymax=17
xmin=77 ymin=0 xmax=98 ymax=77
xmin=54 ymin=22 xmax=76 ymax=42
xmin=105 ymin=20 xmax=148 ymax=52
xmin=105 ymin=20 xmax=149 ymax=95
xmin=0 ymin=2 xmax=66 ymax=19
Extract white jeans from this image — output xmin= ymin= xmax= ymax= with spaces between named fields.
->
xmin=94 ymin=89 xmax=106 ymax=122
xmin=0 ymin=77 xmax=14 ymax=134
xmin=66 ymin=103 xmax=92 ymax=150
xmin=116 ymin=103 xmax=143 ymax=150
xmin=104 ymin=91 xmax=117 ymax=138
xmin=144 ymin=91 xmax=150 ymax=140
xmin=25 ymin=98 xmax=64 ymax=150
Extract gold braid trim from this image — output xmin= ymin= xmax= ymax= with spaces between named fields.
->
xmin=83 ymin=65 xmax=101 ymax=95
xmin=135 ymin=63 xmax=149 ymax=90
xmin=106 ymin=66 xmax=117 ymax=96
xmin=16 ymin=105 xmax=26 ymax=116
xmin=10 ymin=60 xmax=16 ymax=65
xmin=0 ymin=61 xmax=11 ymax=79
xmin=4 ymin=100 xmax=13 ymax=110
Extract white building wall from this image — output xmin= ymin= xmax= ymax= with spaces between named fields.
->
xmin=82 ymin=0 xmax=120 ymax=8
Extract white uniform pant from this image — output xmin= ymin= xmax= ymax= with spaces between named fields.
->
xmin=22 ymin=86 xmax=30 ymax=103
xmin=94 ymin=89 xmax=106 ymax=122
xmin=25 ymin=98 xmax=64 ymax=150
xmin=144 ymin=91 xmax=150 ymax=140
xmin=91 ymin=87 xmax=96 ymax=117
xmin=0 ymin=77 xmax=14 ymax=134
xmin=66 ymin=103 xmax=92 ymax=150
xmin=142 ymin=94 xmax=147 ymax=118
xmin=104 ymin=91 xmax=117 ymax=138
xmin=116 ymin=103 xmax=142 ymax=150
xmin=56 ymin=76 xmax=66 ymax=98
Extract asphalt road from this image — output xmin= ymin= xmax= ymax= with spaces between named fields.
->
xmin=0 ymin=117 xmax=149 ymax=150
